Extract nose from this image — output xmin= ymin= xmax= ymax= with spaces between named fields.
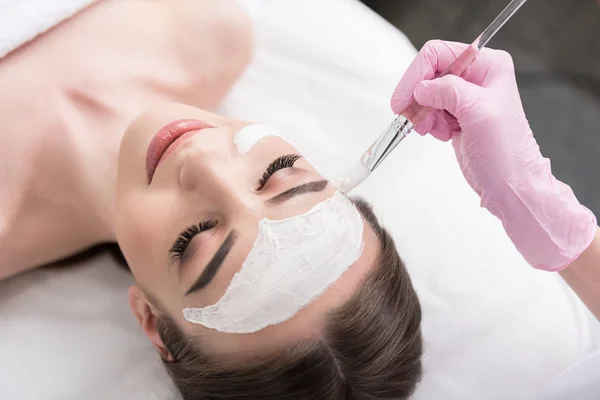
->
xmin=179 ymin=130 xmax=260 ymax=215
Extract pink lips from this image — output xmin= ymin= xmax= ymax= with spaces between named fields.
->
xmin=146 ymin=119 xmax=212 ymax=183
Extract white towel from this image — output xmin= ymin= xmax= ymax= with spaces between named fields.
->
xmin=0 ymin=0 xmax=98 ymax=58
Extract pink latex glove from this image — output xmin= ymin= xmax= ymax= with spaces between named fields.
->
xmin=391 ymin=40 xmax=597 ymax=271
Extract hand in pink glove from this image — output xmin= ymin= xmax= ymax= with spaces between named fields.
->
xmin=391 ymin=40 xmax=597 ymax=271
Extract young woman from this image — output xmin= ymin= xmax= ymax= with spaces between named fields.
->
xmin=2 ymin=0 xmax=597 ymax=399
xmin=1 ymin=1 xmax=423 ymax=398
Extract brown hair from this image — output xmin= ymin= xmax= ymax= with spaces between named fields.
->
xmin=158 ymin=198 xmax=423 ymax=399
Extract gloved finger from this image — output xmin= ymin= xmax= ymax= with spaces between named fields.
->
xmin=412 ymin=112 xmax=436 ymax=138
xmin=413 ymin=75 xmax=487 ymax=122
xmin=391 ymin=40 xmax=515 ymax=114
xmin=411 ymin=109 xmax=458 ymax=142
xmin=428 ymin=110 xmax=461 ymax=142
xmin=391 ymin=40 xmax=470 ymax=114
xmin=457 ymin=47 xmax=517 ymax=92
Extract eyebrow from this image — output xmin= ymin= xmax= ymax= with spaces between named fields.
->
xmin=267 ymin=179 xmax=328 ymax=203
xmin=185 ymin=230 xmax=238 ymax=296
xmin=183 ymin=180 xmax=328 ymax=295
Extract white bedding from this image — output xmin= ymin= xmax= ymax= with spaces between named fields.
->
xmin=0 ymin=0 xmax=97 ymax=58
xmin=1 ymin=0 xmax=598 ymax=399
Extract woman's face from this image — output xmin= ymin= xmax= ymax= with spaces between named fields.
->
xmin=116 ymin=103 xmax=378 ymax=358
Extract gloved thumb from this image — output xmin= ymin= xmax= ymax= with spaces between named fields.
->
xmin=413 ymin=75 xmax=487 ymax=120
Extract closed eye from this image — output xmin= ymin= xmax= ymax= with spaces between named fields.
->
xmin=169 ymin=220 xmax=218 ymax=264
xmin=256 ymin=154 xmax=302 ymax=191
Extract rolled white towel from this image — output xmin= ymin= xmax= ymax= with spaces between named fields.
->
xmin=0 ymin=0 xmax=98 ymax=58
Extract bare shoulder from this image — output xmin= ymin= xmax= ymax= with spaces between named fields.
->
xmin=160 ymin=0 xmax=253 ymax=42
xmin=158 ymin=0 xmax=254 ymax=86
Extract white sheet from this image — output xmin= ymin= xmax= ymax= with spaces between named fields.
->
xmin=537 ymin=351 xmax=600 ymax=400
xmin=0 ymin=0 xmax=598 ymax=399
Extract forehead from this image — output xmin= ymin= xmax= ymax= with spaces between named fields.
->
xmin=234 ymin=124 xmax=284 ymax=155
xmin=184 ymin=220 xmax=381 ymax=358
xmin=182 ymin=192 xmax=365 ymax=333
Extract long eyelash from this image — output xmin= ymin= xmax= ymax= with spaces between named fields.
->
xmin=257 ymin=154 xmax=301 ymax=191
xmin=169 ymin=220 xmax=218 ymax=262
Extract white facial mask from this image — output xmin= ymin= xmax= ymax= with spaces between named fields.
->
xmin=233 ymin=124 xmax=283 ymax=155
xmin=182 ymin=191 xmax=364 ymax=333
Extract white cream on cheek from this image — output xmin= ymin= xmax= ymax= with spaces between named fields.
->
xmin=182 ymin=192 xmax=364 ymax=334
xmin=233 ymin=124 xmax=283 ymax=155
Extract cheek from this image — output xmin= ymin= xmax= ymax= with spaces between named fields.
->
xmin=116 ymin=194 xmax=171 ymax=282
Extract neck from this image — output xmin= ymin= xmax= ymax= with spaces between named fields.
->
xmin=63 ymin=106 xmax=129 ymax=243
xmin=83 ymin=169 xmax=118 ymax=243
xmin=78 ymin=127 xmax=122 ymax=243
